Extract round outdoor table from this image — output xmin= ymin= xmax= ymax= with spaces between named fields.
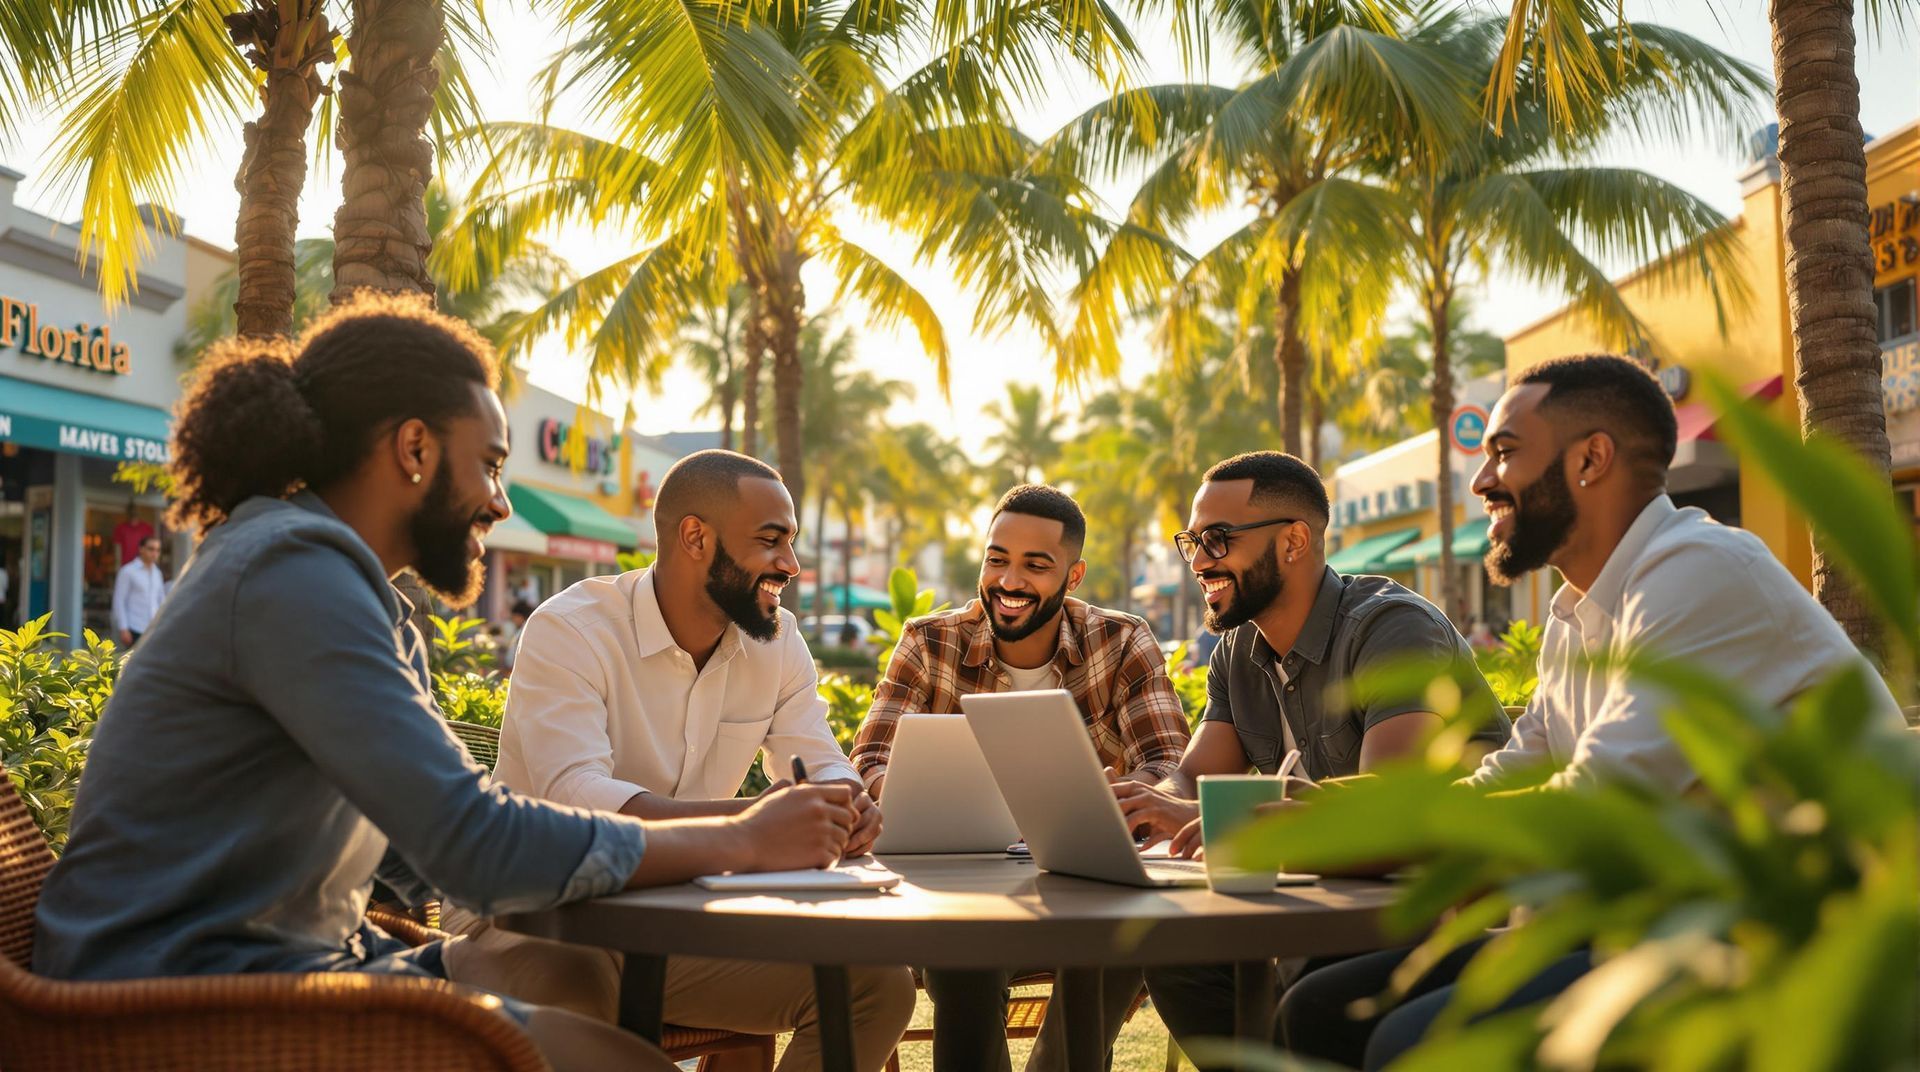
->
xmin=498 ymin=854 xmax=1400 ymax=1072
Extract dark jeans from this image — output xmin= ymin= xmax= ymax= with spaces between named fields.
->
xmin=1277 ymin=938 xmax=1593 ymax=1070
xmin=1144 ymin=957 xmax=1343 ymax=1072
xmin=924 ymin=966 xmax=1141 ymax=1072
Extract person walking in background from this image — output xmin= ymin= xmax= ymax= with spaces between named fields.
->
xmin=111 ymin=535 xmax=168 ymax=648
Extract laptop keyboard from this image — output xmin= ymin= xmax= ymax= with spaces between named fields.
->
xmin=1142 ymin=857 xmax=1208 ymax=878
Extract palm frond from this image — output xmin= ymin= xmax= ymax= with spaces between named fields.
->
xmin=44 ymin=0 xmax=254 ymax=308
xmin=819 ymin=232 xmax=953 ymax=395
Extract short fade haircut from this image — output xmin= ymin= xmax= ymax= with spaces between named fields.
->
xmin=653 ymin=449 xmax=783 ymax=547
xmin=1515 ymin=353 xmax=1678 ymax=478
xmin=1202 ymin=451 xmax=1330 ymax=525
xmin=991 ymin=483 xmax=1086 ymax=556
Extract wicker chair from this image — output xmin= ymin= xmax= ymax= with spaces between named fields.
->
xmin=435 ymin=719 xmax=777 ymax=1071
xmin=0 ymin=765 xmax=549 ymax=1071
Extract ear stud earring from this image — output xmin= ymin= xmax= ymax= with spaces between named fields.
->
xmin=412 ymin=473 xmax=423 ymax=485
xmin=1579 ymin=479 xmax=1588 ymax=487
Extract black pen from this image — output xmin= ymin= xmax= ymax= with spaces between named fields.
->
xmin=791 ymin=755 xmax=809 ymax=785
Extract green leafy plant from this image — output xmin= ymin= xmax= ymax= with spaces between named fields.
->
xmin=427 ymin=614 xmax=499 ymax=678
xmin=1167 ymin=643 xmax=1209 ymax=729
xmin=616 ymin=549 xmax=657 ymax=573
xmin=1474 ymin=620 xmax=1544 ymax=709
xmin=1 ymin=617 xmax=118 ymax=852
xmin=1225 ymin=384 xmax=1920 ymax=1070
xmin=874 ymin=566 xmax=948 ymax=674
xmin=434 ymin=672 xmax=507 ymax=729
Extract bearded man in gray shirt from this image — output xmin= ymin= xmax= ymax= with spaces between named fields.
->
xmin=32 ymin=296 xmax=862 ymax=1071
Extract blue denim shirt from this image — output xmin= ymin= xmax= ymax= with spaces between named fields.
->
xmin=34 ymin=493 xmax=647 ymax=981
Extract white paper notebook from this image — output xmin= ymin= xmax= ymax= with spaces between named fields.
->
xmin=693 ymin=863 xmax=901 ymax=892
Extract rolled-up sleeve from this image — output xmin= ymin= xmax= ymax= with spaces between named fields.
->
xmin=501 ymin=611 xmax=649 ymax=814
xmin=851 ymin=622 xmax=933 ymax=796
xmin=758 ymin=625 xmax=860 ymax=786
xmin=231 ymin=539 xmax=645 ymax=915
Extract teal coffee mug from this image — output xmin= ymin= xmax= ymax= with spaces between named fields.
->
xmin=1197 ymin=774 xmax=1285 ymax=893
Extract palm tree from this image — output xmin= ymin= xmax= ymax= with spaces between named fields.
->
xmin=446 ymin=0 xmax=1137 ymax=516
xmin=1486 ymin=1 xmax=1916 ymax=648
xmin=1061 ymin=422 xmax=1156 ymax=611
xmin=1380 ymin=11 xmax=1757 ymax=622
xmin=980 ymin=384 xmax=1067 ymax=488
xmin=871 ymin=423 xmax=970 ymax=566
xmin=677 ymin=286 xmax=752 ymax=453
xmin=1039 ymin=1 xmax=1476 ymax=455
xmin=176 ymin=180 xmax=568 ymax=366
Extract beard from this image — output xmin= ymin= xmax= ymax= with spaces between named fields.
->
xmin=1485 ymin=449 xmax=1578 ymax=585
xmin=409 ymin=461 xmax=487 ymax=607
xmin=1202 ymin=539 xmax=1284 ymax=633
xmin=978 ymin=577 xmax=1071 ymax=643
xmin=707 ymin=539 xmax=785 ymax=642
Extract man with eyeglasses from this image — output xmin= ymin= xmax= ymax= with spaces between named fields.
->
xmin=1115 ymin=451 xmax=1507 ymax=1067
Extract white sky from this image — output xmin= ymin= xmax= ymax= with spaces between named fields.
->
xmin=4 ymin=0 xmax=1915 ymax=460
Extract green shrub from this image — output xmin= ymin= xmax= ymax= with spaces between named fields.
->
xmin=1474 ymin=619 xmax=1543 ymax=709
xmin=874 ymin=566 xmax=948 ymax=674
xmin=1166 ymin=643 xmax=1209 ymax=729
xmin=1 ymin=618 xmax=117 ymax=852
xmin=435 ymin=672 xmax=507 ymax=729
xmin=427 ymin=613 xmax=499 ymax=677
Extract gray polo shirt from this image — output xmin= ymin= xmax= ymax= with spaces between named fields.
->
xmin=1204 ymin=567 xmax=1509 ymax=780
xmin=35 ymin=492 xmax=647 ymax=982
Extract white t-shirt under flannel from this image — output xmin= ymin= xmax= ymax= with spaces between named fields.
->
xmin=1465 ymin=495 xmax=1904 ymax=794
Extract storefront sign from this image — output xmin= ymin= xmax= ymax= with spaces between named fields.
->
xmin=1884 ymin=337 xmax=1920 ymax=416
xmin=537 ymin=417 xmax=620 ymax=477
xmin=0 ymin=297 xmax=131 ymax=376
xmin=1449 ymin=405 xmax=1488 ymax=454
xmin=545 ymin=534 xmax=618 ymax=564
xmin=0 ymin=412 xmax=168 ymax=462
xmin=1871 ymin=193 xmax=1919 ymax=278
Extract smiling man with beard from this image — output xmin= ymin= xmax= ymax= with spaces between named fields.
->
xmin=455 ymin=448 xmax=914 ymax=1072
xmin=33 ymin=297 xmax=865 ymax=1071
xmin=850 ymin=483 xmax=1191 ymax=1072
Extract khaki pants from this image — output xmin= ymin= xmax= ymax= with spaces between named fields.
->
xmin=444 ymin=905 xmax=916 ymax=1072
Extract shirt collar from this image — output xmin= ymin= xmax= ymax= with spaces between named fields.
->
xmin=632 ymin=568 xmax=745 ymax=666
xmin=1252 ymin=566 xmax=1344 ymax=667
xmin=960 ymin=597 xmax=1088 ymax=669
xmin=285 ymin=490 xmax=407 ymax=628
xmin=1562 ymin=494 xmax=1676 ymax=633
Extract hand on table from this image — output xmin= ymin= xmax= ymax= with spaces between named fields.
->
xmin=843 ymin=789 xmax=882 ymax=858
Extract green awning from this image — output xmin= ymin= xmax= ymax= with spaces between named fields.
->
xmin=799 ymin=583 xmax=894 ymax=612
xmin=1325 ymin=527 xmax=1420 ymax=574
xmin=1382 ymin=520 xmax=1493 ymax=568
xmin=507 ymin=483 xmax=639 ymax=547
xmin=0 ymin=376 xmax=172 ymax=462
xmin=483 ymin=511 xmax=548 ymax=554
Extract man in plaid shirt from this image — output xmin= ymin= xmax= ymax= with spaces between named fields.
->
xmin=851 ymin=483 xmax=1190 ymax=1072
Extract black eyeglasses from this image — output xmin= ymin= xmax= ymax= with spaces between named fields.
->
xmin=1173 ymin=518 xmax=1300 ymax=563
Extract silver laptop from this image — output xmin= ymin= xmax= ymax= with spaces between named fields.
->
xmin=871 ymin=714 xmax=1020 ymax=854
xmin=960 ymin=690 xmax=1218 ymax=888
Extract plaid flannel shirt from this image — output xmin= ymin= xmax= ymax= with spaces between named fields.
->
xmin=851 ymin=598 xmax=1191 ymax=794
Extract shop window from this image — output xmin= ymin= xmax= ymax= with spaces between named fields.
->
xmin=1877 ymin=278 xmax=1917 ymax=343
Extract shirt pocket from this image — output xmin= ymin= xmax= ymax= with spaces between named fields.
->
xmin=1236 ymin=728 xmax=1281 ymax=775
xmin=1317 ymin=719 xmax=1363 ymax=775
xmin=712 ymin=716 xmax=776 ymax=786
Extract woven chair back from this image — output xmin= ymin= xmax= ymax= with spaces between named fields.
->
xmin=448 ymin=721 xmax=502 ymax=772
xmin=0 ymin=769 xmax=55 ymax=970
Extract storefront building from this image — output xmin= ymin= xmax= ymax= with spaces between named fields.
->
xmin=0 ymin=166 xmax=228 ymax=641
xmin=480 ymin=384 xmax=680 ymax=619
xmin=1327 ymin=119 xmax=1918 ymax=629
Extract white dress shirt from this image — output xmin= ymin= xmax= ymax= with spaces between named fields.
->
xmin=111 ymin=559 xmax=167 ymax=635
xmin=1466 ymin=495 xmax=1904 ymax=794
xmin=496 ymin=568 xmax=860 ymax=811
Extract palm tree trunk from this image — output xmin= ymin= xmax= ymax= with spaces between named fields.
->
xmin=1305 ymin=379 xmax=1324 ymax=472
xmin=1119 ymin=527 xmax=1135 ymax=614
xmin=768 ymin=268 xmax=808 ymax=532
xmin=1429 ymin=292 xmax=1458 ymax=625
xmin=1272 ymin=272 xmax=1306 ymax=457
xmin=841 ymin=498 xmax=855 ymax=636
xmin=1770 ymin=0 xmax=1889 ymax=654
xmin=227 ymin=3 xmax=331 ymax=338
xmin=329 ymin=0 xmax=443 ymax=302
xmin=718 ymin=374 xmax=736 ymax=452
xmin=815 ymin=490 xmax=830 ymax=641
xmin=740 ymin=326 xmax=763 ymax=457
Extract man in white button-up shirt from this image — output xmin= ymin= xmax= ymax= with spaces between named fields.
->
xmin=1278 ymin=354 xmax=1905 ymax=1071
xmin=448 ymin=450 xmax=912 ymax=1072
xmin=111 ymin=535 xmax=168 ymax=647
